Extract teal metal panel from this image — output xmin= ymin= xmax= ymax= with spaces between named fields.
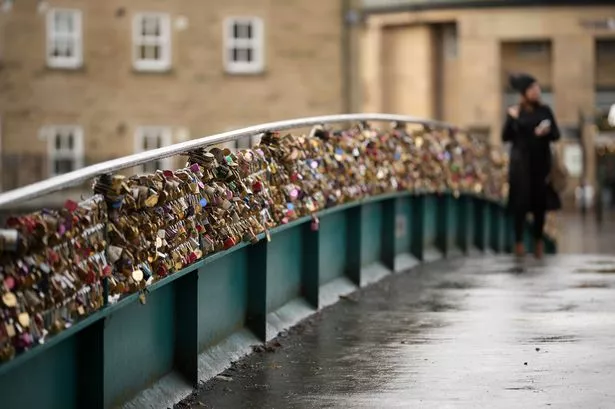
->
xmin=473 ymin=198 xmax=487 ymax=251
xmin=446 ymin=196 xmax=459 ymax=253
xmin=267 ymin=227 xmax=303 ymax=312
xmin=175 ymin=272 xmax=198 ymax=387
xmin=302 ymin=223 xmax=320 ymax=307
xmin=423 ymin=195 xmax=437 ymax=249
xmin=77 ymin=319 xmax=105 ymax=408
xmin=319 ymin=212 xmax=348 ymax=284
xmin=504 ymin=212 xmax=514 ymax=253
xmin=247 ymin=240 xmax=268 ymax=341
xmin=411 ymin=195 xmax=425 ymax=260
xmin=104 ymin=286 xmax=176 ymax=407
xmin=360 ymin=202 xmax=382 ymax=266
xmin=489 ymin=203 xmax=502 ymax=252
xmin=345 ymin=207 xmax=362 ymax=285
xmin=198 ymin=250 xmax=248 ymax=351
xmin=381 ymin=199 xmax=396 ymax=270
xmin=394 ymin=197 xmax=412 ymax=255
xmin=0 ymin=337 xmax=77 ymax=409
xmin=456 ymin=195 xmax=471 ymax=252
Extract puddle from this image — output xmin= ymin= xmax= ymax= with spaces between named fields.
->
xmin=528 ymin=335 xmax=578 ymax=344
xmin=410 ymin=297 xmax=459 ymax=312
xmin=588 ymin=260 xmax=615 ymax=265
xmin=573 ymin=281 xmax=610 ymax=289
xmin=575 ymin=267 xmax=615 ymax=274
xmin=505 ymin=386 xmax=538 ymax=391
xmin=434 ymin=280 xmax=476 ymax=290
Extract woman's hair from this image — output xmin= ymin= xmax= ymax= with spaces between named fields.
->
xmin=509 ymin=73 xmax=537 ymax=95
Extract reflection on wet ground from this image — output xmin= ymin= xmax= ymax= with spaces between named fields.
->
xmin=179 ymin=254 xmax=615 ymax=409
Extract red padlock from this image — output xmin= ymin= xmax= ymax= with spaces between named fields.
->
xmin=223 ymin=237 xmax=236 ymax=250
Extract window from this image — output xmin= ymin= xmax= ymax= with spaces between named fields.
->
xmin=46 ymin=9 xmax=82 ymax=69
xmin=597 ymin=40 xmax=615 ymax=62
xmin=442 ymin=24 xmax=457 ymax=60
xmin=516 ymin=41 xmax=550 ymax=59
xmin=224 ymin=17 xmax=264 ymax=74
xmin=133 ymin=13 xmax=171 ymax=72
xmin=45 ymin=126 xmax=84 ymax=176
xmin=135 ymin=127 xmax=172 ymax=173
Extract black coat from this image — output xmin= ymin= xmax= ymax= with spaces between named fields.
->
xmin=502 ymin=104 xmax=562 ymax=214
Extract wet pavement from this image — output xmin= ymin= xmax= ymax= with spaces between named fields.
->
xmin=177 ymin=212 xmax=615 ymax=409
xmin=178 ymin=254 xmax=615 ymax=409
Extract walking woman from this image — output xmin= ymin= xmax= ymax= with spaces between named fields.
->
xmin=503 ymin=73 xmax=562 ymax=259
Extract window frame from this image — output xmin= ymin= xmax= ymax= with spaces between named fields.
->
xmin=132 ymin=12 xmax=172 ymax=72
xmin=46 ymin=8 xmax=83 ymax=69
xmin=45 ymin=125 xmax=84 ymax=177
xmin=223 ymin=16 xmax=265 ymax=75
xmin=134 ymin=126 xmax=173 ymax=173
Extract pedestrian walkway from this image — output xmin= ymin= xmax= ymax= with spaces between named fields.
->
xmin=175 ymin=210 xmax=615 ymax=409
xmin=179 ymin=254 xmax=615 ymax=409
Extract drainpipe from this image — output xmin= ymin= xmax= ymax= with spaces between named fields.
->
xmin=341 ymin=0 xmax=352 ymax=114
xmin=341 ymin=0 xmax=361 ymax=114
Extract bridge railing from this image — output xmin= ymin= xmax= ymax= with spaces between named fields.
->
xmin=0 ymin=114 xmax=553 ymax=409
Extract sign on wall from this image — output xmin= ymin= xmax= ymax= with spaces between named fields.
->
xmin=563 ymin=144 xmax=583 ymax=177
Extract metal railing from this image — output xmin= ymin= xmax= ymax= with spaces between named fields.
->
xmin=0 ymin=113 xmax=454 ymax=209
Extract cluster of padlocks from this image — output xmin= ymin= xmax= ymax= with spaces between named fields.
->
xmin=0 ymin=123 xmax=517 ymax=362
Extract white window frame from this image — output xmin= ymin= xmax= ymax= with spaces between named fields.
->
xmin=224 ymin=17 xmax=264 ymax=74
xmin=135 ymin=126 xmax=173 ymax=173
xmin=132 ymin=12 xmax=172 ymax=72
xmin=44 ymin=125 xmax=84 ymax=177
xmin=46 ymin=8 xmax=83 ymax=69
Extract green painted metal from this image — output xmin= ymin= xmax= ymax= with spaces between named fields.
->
xmin=456 ymin=195 xmax=471 ymax=253
xmin=423 ymin=195 xmax=439 ymax=251
xmin=473 ymin=197 xmax=487 ymax=251
xmin=411 ymin=195 xmax=425 ymax=261
xmin=267 ymin=228 xmax=304 ymax=313
xmin=345 ymin=206 xmax=362 ymax=286
xmin=394 ymin=197 xmax=413 ymax=256
xmin=197 ymin=250 xmax=248 ymax=350
xmin=381 ymin=199 xmax=397 ymax=270
xmin=360 ymin=202 xmax=383 ymax=267
xmin=0 ymin=193 xmax=556 ymax=409
xmin=319 ymin=212 xmax=348 ymax=285
xmin=488 ymin=202 xmax=502 ymax=252
xmin=302 ymin=223 xmax=320 ymax=308
xmin=104 ymin=285 xmax=176 ymax=407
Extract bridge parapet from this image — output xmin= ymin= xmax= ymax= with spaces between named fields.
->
xmin=0 ymin=114 xmax=554 ymax=409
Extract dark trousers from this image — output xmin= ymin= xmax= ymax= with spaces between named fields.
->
xmin=513 ymin=210 xmax=546 ymax=244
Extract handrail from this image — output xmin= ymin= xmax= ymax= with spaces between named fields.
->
xmin=0 ymin=113 xmax=455 ymax=209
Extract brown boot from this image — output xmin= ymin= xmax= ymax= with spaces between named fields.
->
xmin=534 ymin=240 xmax=544 ymax=259
xmin=514 ymin=242 xmax=525 ymax=258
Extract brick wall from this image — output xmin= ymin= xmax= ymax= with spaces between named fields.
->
xmin=0 ymin=0 xmax=344 ymax=187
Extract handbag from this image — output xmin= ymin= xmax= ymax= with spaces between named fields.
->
xmin=548 ymin=143 xmax=569 ymax=194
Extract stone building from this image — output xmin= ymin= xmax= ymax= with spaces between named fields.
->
xmin=358 ymin=0 xmax=615 ymax=204
xmin=0 ymin=0 xmax=352 ymax=193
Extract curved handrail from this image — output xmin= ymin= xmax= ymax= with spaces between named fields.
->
xmin=0 ymin=113 xmax=455 ymax=209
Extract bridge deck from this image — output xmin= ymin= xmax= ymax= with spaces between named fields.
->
xmin=179 ymin=253 xmax=615 ymax=409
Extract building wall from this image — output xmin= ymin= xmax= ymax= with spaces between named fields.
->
xmin=362 ymin=6 xmax=615 ymax=137
xmin=0 ymin=0 xmax=344 ymax=189
xmin=361 ymin=5 xmax=615 ymax=199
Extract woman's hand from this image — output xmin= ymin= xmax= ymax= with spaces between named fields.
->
xmin=535 ymin=119 xmax=552 ymax=137
xmin=507 ymin=106 xmax=519 ymax=119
